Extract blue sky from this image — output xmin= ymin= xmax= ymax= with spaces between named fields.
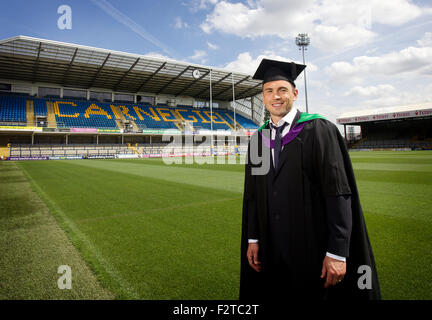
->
xmin=1 ymin=0 xmax=432 ymax=125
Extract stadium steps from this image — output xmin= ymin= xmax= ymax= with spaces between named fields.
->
xmin=224 ymin=113 xmax=244 ymax=130
xmin=26 ymin=100 xmax=35 ymax=127
xmin=116 ymin=105 xmax=140 ymax=131
xmin=171 ymin=110 xmax=185 ymax=131
xmin=109 ymin=105 xmax=125 ymax=130
xmin=114 ymin=119 xmax=124 ymax=130
xmin=46 ymin=101 xmax=57 ymax=128
xmin=0 ymin=145 xmax=10 ymax=159
xmin=130 ymin=120 xmax=139 ymax=132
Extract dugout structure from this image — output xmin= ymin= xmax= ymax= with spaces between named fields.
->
xmin=337 ymin=103 xmax=432 ymax=150
xmin=0 ymin=35 xmax=266 ymax=159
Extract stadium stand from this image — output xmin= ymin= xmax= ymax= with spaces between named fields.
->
xmin=338 ymin=104 xmax=432 ymax=150
xmin=0 ymin=36 xmax=263 ymax=161
xmin=0 ymin=94 xmax=258 ymax=132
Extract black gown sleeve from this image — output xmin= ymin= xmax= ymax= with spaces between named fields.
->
xmin=247 ymin=200 xmax=258 ymax=239
xmin=325 ymin=195 xmax=353 ymax=257
xmin=313 ymin=119 xmax=353 ymax=257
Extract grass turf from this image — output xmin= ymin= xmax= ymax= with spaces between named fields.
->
xmin=0 ymin=161 xmax=114 ymax=299
xmin=0 ymin=151 xmax=431 ymax=299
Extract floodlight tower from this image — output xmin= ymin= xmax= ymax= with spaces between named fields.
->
xmin=295 ymin=33 xmax=310 ymax=113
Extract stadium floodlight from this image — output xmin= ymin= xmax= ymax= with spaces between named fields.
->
xmin=295 ymin=33 xmax=310 ymax=113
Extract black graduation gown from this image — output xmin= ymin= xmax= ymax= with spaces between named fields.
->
xmin=239 ymin=111 xmax=381 ymax=301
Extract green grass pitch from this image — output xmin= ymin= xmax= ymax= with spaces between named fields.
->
xmin=0 ymin=151 xmax=431 ymax=299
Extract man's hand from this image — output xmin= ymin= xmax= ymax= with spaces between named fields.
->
xmin=321 ymin=255 xmax=346 ymax=288
xmin=247 ymin=243 xmax=262 ymax=272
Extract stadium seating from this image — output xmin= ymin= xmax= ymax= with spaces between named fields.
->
xmin=0 ymin=94 xmax=259 ymax=131
xmin=53 ymin=100 xmax=118 ymax=129
xmin=173 ymin=105 xmax=231 ymax=130
xmin=353 ymin=136 xmax=431 ymax=149
xmin=0 ymin=95 xmax=27 ymax=125
xmin=118 ymin=103 xmax=179 ymax=130
xmin=33 ymin=98 xmax=48 ymax=116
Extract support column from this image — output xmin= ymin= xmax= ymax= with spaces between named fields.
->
xmin=209 ymin=69 xmax=214 ymax=153
xmin=344 ymin=125 xmax=347 ymax=145
xmin=232 ymin=73 xmax=237 ymax=141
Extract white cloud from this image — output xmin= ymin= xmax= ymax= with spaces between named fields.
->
xmin=207 ymin=41 xmax=219 ymax=50
xmin=186 ymin=0 xmax=219 ymax=12
xmin=224 ymin=52 xmax=261 ymax=75
xmin=365 ymin=47 xmax=379 ymax=55
xmin=417 ymin=32 xmax=432 ymax=47
xmin=344 ymin=84 xmax=396 ymax=97
xmin=338 ymin=82 xmax=432 ymax=111
xmin=144 ymin=52 xmax=172 ymax=60
xmin=312 ymin=24 xmax=375 ymax=52
xmin=224 ymin=51 xmax=318 ymax=76
xmin=189 ymin=50 xmax=207 ymax=64
xmin=326 ymin=45 xmax=432 ymax=84
xmin=174 ymin=17 xmax=188 ymax=29
xmin=355 ymin=84 xmax=432 ymax=107
xmin=369 ymin=0 xmax=423 ymax=26
xmin=200 ymin=0 xmax=430 ymax=52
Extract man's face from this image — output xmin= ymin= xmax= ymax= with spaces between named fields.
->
xmin=262 ymin=80 xmax=298 ymax=120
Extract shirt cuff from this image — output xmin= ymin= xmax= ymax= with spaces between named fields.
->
xmin=248 ymin=239 xmax=259 ymax=243
xmin=326 ymin=252 xmax=346 ymax=262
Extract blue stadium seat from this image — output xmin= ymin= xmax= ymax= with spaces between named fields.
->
xmin=0 ymin=95 xmax=27 ymax=125
xmin=54 ymin=100 xmax=118 ymax=128
xmin=33 ymin=98 xmax=48 ymax=116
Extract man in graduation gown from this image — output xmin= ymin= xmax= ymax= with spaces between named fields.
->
xmin=239 ymin=59 xmax=380 ymax=301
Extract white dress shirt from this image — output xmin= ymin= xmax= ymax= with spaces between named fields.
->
xmin=268 ymin=106 xmax=298 ymax=168
xmin=248 ymin=107 xmax=346 ymax=262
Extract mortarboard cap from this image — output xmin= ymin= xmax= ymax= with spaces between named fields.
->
xmin=252 ymin=58 xmax=306 ymax=87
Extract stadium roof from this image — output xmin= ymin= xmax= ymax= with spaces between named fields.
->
xmin=337 ymin=102 xmax=432 ymax=125
xmin=0 ymin=35 xmax=263 ymax=101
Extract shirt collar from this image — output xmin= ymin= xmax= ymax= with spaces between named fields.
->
xmin=269 ymin=106 xmax=298 ymax=128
